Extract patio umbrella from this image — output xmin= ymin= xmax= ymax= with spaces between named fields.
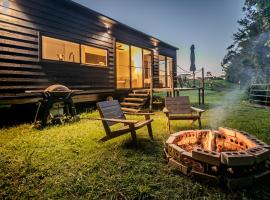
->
xmin=190 ymin=44 xmax=196 ymax=87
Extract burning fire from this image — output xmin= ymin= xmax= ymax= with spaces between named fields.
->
xmin=165 ymin=127 xmax=270 ymax=189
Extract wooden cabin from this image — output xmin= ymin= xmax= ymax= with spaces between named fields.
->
xmin=0 ymin=0 xmax=178 ymax=106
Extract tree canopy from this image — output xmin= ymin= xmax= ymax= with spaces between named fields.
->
xmin=222 ymin=0 xmax=270 ymax=85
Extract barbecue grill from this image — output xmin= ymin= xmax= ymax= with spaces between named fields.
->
xmin=26 ymin=84 xmax=80 ymax=128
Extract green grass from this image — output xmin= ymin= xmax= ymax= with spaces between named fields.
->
xmin=1 ymin=85 xmax=270 ymax=199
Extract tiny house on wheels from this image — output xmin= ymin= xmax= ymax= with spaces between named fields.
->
xmin=0 ymin=0 xmax=178 ymax=109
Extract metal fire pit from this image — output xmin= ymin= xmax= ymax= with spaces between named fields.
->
xmin=164 ymin=127 xmax=270 ymax=189
xmin=27 ymin=84 xmax=80 ymax=128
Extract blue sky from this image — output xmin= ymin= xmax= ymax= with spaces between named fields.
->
xmin=73 ymin=0 xmax=245 ymax=75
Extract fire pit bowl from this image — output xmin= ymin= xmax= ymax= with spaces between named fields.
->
xmin=164 ymin=127 xmax=270 ymax=189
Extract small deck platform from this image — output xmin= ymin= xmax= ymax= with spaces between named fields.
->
xmin=133 ymin=86 xmax=205 ymax=111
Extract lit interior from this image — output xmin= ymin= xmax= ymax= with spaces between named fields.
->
xmin=131 ymin=46 xmax=143 ymax=88
xmin=116 ymin=42 xmax=130 ymax=89
xmin=42 ymin=36 xmax=80 ymax=63
xmin=116 ymin=42 xmax=153 ymax=89
xmin=81 ymin=45 xmax=107 ymax=66
xmin=167 ymin=57 xmax=173 ymax=87
xmin=159 ymin=55 xmax=166 ymax=87
xmin=143 ymin=50 xmax=152 ymax=88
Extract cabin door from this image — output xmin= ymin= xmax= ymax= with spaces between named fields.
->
xmin=116 ymin=42 xmax=151 ymax=89
xmin=143 ymin=50 xmax=152 ymax=88
xmin=116 ymin=42 xmax=131 ymax=89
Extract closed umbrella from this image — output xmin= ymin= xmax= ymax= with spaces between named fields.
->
xmin=190 ymin=44 xmax=196 ymax=87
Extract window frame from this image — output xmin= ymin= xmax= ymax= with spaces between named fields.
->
xmin=40 ymin=34 xmax=109 ymax=68
xmin=158 ymin=55 xmax=174 ymax=88
xmin=158 ymin=54 xmax=167 ymax=88
xmin=116 ymin=42 xmax=131 ymax=89
xmin=143 ymin=49 xmax=153 ymax=88
xmin=130 ymin=45 xmax=143 ymax=89
xmin=81 ymin=44 xmax=108 ymax=67
xmin=115 ymin=40 xmax=153 ymax=89
xmin=41 ymin=35 xmax=81 ymax=64
xmin=166 ymin=56 xmax=173 ymax=88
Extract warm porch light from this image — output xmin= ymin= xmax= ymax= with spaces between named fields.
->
xmin=107 ymin=27 xmax=111 ymax=34
xmin=105 ymin=23 xmax=112 ymax=34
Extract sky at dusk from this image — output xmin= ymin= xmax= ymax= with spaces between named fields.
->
xmin=73 ymin=0 xmax=245 ymax=75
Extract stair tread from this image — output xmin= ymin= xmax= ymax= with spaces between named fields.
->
xmin=124 ymin=98 xmax=146 ymax=102
xmin=129 ymin=93 xmax=149 ymax=97
xmin=120 ymin=102 xmax=143 ymax=107
xmin=121 ymin=107 xmax=141 ymax=113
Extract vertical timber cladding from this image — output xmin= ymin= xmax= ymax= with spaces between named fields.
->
xmin=0 ymin=0 xmax=115 ymax=104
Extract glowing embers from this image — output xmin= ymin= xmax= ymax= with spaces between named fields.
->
xmin=164 ymin=128 xmax=270 ymax=189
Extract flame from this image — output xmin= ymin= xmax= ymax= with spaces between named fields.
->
xmin=207 ymin=131 xmax=216 ymax=151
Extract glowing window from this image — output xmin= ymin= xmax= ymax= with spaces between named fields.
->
xmin=42 ymin=36 xmax=80 ymax=63
xmin=131 ymin=46 xmax=143 ymax=88
xmin=116 ymin=42 xmax=130 ymax=89
xmin=159 ymin=55 xmax=166 ymax=87
xmin=116 ymin=42 xmax=153 ymax=89
xmin=81 ymin=45 xmax=108 ymax=66
xmin=167 ymin=57 xmax=173 ymax=87
xmin=143 ymin=50 xmax=152 ymax=88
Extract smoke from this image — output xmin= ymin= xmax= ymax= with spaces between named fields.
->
xmin=242 ymin=30 xmax=270 ymax=84
xmin=225 ymin=30 xmax=270 ymax=84
xmin=209 ymin=52 xmax=270 ymax=129
xmin=207 ymin=85 xmax=247 ymax=129
xmin=208 ymin=30 xmax=270 ymax=129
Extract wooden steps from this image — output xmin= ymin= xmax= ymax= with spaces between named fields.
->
xmin=123 ymin=97 xmax=145 ymax=102
xmin=121 ymin=107 xmax=141 ymax=113
xmin=120 ymin=102 xmax=143 ymax=107
xmin=120 ymin=91 xmax=150 ymax=113
xmin=128 ymin=93 xmax=149 ymax=97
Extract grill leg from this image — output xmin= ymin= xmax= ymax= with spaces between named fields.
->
xmin=34 ymin=102 xmax=41 ymax=123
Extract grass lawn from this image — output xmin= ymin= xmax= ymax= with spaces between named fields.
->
xmin=1 ymin=86 xmax=270 ymax=199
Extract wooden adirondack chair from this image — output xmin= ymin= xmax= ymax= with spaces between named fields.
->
xmin=163 ymin=96 xmax=205 ymax=132
xmin=96 ymin=100 xmax=154 ymax=142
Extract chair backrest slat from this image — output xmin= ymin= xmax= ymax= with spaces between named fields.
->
xmin=97 ymin=100 xmax=126 ymax=126
xmin=165 ymin=96 xmax=192 ymax=114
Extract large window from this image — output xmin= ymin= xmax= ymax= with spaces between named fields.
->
xmin=81 ymin=45 xmax=107 ymax=66
xmin=143 ymin=50 xmax=152 ymax=88
xmin=167 ymin=57 xmax=173 ymax=87
xmin=42 ymin=36 xmax=108 ymax=67
xmin=159 ymin=55 xmax=166 ymax=87
xmin=131 ymin=46 xmax=143 ymax=88
xmin=159 ymin=55 xmax=174 ymax=88
xmin=116 ymin=42 xmax=153 ymax=89
xmin=116 ymin=42 xmax=130 ymax=89
xmin=42 ymin=36 xmax=80 ymax=63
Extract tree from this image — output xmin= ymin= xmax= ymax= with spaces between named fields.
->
xmin=222 ymin=0 xmax=270 ymax=85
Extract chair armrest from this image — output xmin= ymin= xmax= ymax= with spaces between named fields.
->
xmin=83 ymin=117 xmax=138 ymax=125
xmin=98 ymin=118 xmax=138 ymax=124
xmin=163 ymin=107 xmax=169 ymax=113
xmin=124 ymin=112 xmax=155 ymax=116
xmin=191 ymin=107 xmax=205 ymax=113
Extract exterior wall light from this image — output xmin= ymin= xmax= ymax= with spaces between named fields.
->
xmin=107 ymin=28 xmax=111 ymax=34
xmin=105 ymin=24 xmax=111 ymax=34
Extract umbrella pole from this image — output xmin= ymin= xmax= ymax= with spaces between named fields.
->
xmin=193 ymin=71 xmax=195 ymax=87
